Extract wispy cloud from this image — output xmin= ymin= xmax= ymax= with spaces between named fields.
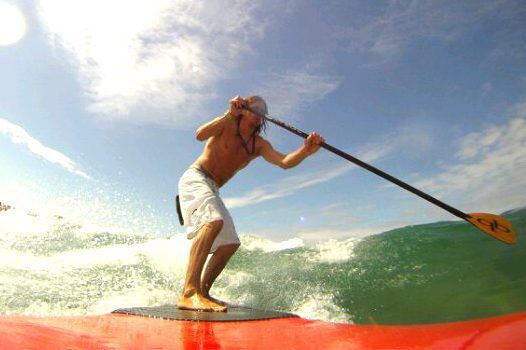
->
xmin=345 ymin=1 xmax=462 ymax=59
xmin=413 ymin=114 xmax=526 ymax=213
xmin=224 ymin=163 xmax=350 ymax=208
xmin=0 ymin=118 xmax=91 ymax=179
xmin=224 ymin=138 xmax=394 ymax=208
xmin=37 ymin=0 xmax=275 ymax=126
xmin=344 ymin=0 xmax=526 ymax=63
xmin=257 ymin=62 xmax=342 ymax=118
xmin=480 ymin=82 xmax=493 ymax=97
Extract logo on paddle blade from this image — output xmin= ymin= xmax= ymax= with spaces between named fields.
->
xmin=467 ymin=213 xmax=516 ymax=244
xmin=475 ymin=217 xmax=511 ymax=234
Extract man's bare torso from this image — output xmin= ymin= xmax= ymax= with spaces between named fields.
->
xmin=192 ymin=118 xmax=263 ymax=187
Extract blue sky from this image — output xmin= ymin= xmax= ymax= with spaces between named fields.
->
xmin=1 ymin=0 xmax=525 ymax=242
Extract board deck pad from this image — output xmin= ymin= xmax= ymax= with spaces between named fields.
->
xmin=111 ymin=305 xmax=299 ymax=322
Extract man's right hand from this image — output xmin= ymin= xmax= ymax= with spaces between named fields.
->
xmin=229 ymin=96 xmax=246 ymax=117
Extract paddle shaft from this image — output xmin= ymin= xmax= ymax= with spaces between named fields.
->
xmin=263 ymin=114 xmax=471 ymax=221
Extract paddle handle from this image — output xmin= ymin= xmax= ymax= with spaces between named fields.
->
xmin=263 ymin=114 xmax=471 ymax=221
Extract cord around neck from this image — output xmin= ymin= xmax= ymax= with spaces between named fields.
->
xmin=236 ymin=117 xmax=257 ymax=155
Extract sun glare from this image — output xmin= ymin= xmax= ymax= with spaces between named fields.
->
xmin=0 ymin=2 xmax=27 ymax=46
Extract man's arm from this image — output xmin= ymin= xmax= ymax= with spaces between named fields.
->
xmin=259 ymin=132 xmax=325 ymax=169
xmin=195 ymin=115 xmax=228 ymax=141
xmin=195 ymin=96 xmax=245 ymax=141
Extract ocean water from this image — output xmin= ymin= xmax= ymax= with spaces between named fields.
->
xmin=0 ymin=206 xmax=524 ymax=325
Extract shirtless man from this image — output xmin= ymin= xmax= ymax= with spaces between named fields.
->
xmin=177 ymin=95 xmax=325 ymax=312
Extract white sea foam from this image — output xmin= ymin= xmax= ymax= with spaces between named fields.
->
xmin=241 ymin=235 xmax=304 ymax=252
xmin=0 ymin=206 xmax=149 ymax=240
xmin=0 ymin=208 xmax=57 ymax=236
xmin=293 ymin=292 xmax=352 ymax=324
xmin=0 ymin=243 xmax=143 ymax=272
xmin=209 ymin=270 xmax=257 ymax=306
xmin=0 ymin=179 xmax=172 ymax=237
xmin=0 ymin=206 xmax=356 ymax=321
xmin=89 ymin=288 xmax=178 ymax=314
xmin=0 ymin=234 xmax=193 ymax=278
xmin=0 ymin=235 xmax=189 ymax=316
xmin=309 ymin=238 xmax=359 ymax=263
xmin=141 ymin=235 xmax=191 ymax=277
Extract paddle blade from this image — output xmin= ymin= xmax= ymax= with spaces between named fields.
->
xmin=466 ymin=213 xmax=517 ymax=244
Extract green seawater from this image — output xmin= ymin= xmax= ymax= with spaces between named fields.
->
xmin=225 ymin=207 xmax=526 ymax=324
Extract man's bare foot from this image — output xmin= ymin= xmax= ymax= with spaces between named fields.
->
xmin=203 ymin=293 xmax=229 ymax=307
xmin=178 ymin=293 xmax=227 ymax=312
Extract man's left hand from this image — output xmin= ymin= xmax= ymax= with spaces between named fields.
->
xmin=304 ymin=132 xmax=325 ymax=155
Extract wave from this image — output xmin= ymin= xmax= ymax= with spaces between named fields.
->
xmin=0 ymin=206 xmax=524 ymax=324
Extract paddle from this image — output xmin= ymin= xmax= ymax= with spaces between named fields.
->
xmin=249 ymin=109 xmax=517 ymax=245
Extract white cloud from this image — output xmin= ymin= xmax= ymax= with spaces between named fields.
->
xmin=224 ymin=138 xmax=394 ymax=208
xmin=224 ymin=163 xmax=350 ymax=208
xmin=346 ymin=1 xmax=461 ymax=59
xmin=37 ymin=0 xmax=271 ymax=126
xmin=37 ymin=1 xmax=341 ymax=127
xmin=455 ymin=123 xmax=503 ymax=161
xmin=225 ymin=119 xmax=437 ymax=210
xmin=345 ymin=0 xmax=525 ymax=62
xmin=510 ymin=98 xmax=526 ymax=117
xmin=257 ymin=65 xmax=342 ymax=118
xmin=413 ymin=116 xmax=526 ymax=213
xmin=0 ymin=118 xmax=91 ymax=179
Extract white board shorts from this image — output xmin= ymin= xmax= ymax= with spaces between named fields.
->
xmin=178 ymin=166 xmax=240 ymax=253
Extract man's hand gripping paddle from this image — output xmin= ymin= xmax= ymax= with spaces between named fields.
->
xmin=247 ymin=107 xmax=517 ymax=244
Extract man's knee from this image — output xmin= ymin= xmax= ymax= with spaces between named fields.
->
xmin=227 ymin=243 xmax=241 ymax=255
xmin=223 ymin=243 xmax=240 ymax=252
xmin=215 ymin=243 xmax=240 ymax=256
xmin=202 ymin=219 xmax=224 ymax=238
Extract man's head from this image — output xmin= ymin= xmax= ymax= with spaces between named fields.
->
xmin=243 ymin=95 xmax=268 ymax=134
xmin=246 ymin=96 xmax=268 ymax=117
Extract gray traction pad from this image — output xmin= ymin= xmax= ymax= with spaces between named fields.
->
xmin=111 ymin=305 xmax=299 ymax=322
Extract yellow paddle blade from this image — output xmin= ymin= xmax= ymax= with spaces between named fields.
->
xmin=466 ymin=213 xmax=517 ymax=244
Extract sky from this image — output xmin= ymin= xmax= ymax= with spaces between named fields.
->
xmin=1 ymin=0 xmax=525 ymax=243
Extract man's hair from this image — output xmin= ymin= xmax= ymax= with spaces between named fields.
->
xmin=246 ymin=95 xmax=268 ymax=135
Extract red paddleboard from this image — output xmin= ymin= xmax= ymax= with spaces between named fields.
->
xmin=0 ymin=307 xmax=525 ymax=349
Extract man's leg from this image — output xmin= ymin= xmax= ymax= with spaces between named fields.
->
xmin=178 ymin=219 xmax=226 ymax=312
xmin=201 ymin=243 xmax=240 ymax=305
